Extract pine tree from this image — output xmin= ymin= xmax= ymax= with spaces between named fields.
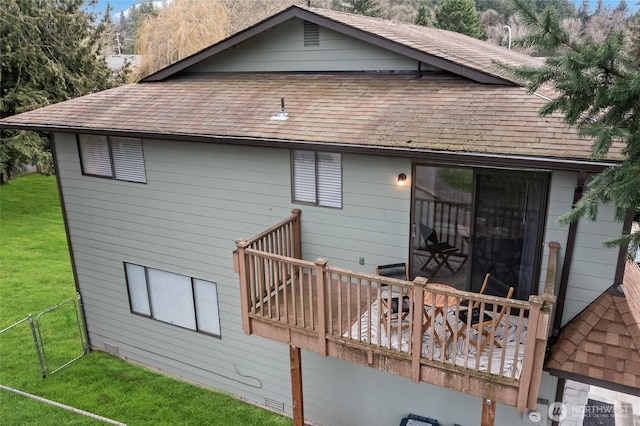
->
xmin=415 ymin=0 xmax=431 ymax=26
xmin=578 ymin=0 xmax=590 ymax=19
xmin=504 ymin=0 xmax=640 ymax=250
xmin=345 ymin=0 xmax=383 ymax=17
xmin=613 ymin=0 xmax=628 ymax=16
xmin=0 ymin=0 xmax=126 ymax=182
xmin=435 ymin=0 xmax=485 ymax=39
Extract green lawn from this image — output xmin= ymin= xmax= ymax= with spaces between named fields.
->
xmin=0 ymin=174 xmax=291 ymax=426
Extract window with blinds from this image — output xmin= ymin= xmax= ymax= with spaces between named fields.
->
xmin=292 ymin=150 xmax=342 ymax=208
xmin=78 ymin=134 xmax=146 ymax=183
xmin=124 ymin=262 xmax=221 ymax=337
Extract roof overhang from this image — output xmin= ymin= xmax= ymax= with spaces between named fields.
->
xmin=2 ymin=122 xmax=615 ymax=174
xmin=548 ymin=369 xmax=640 ymax=397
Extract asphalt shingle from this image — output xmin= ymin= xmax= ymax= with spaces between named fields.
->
xmin=547 ymin=262 xmax=640 ymax=391
xmin=0 ymin=73 xmax=619 ymax=161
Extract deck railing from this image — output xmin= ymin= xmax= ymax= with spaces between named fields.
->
xmin=234 ymin=210 xmax=558 ymax=412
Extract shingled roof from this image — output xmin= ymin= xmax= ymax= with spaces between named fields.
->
xmin=546 ymin=262 xmax=640 ymax=396
xmin=0 ymin=73 xmax=600 ymax=158
xmin=0 ymin=5 xmax=623 ymax=167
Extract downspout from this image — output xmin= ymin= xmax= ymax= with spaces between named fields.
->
xmin=46 ymin=131 xmax=90 ymax=354
xmin=550 ymin=171 xmax=586 ymax=340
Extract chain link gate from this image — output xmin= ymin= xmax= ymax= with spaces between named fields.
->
xmin=0 ymin=296 xmax=87 ymax=377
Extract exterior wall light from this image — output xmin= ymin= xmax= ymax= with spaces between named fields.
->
xmin=397 ymin=173 xmax=407 ymax=185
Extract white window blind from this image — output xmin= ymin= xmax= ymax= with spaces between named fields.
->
xmin=147 ymin=268 xmax=197 ymax=330
xmin=125 ymin=263 xmax=221 ymax=336
xmin=126 ymin=263 xmax=151 ymax=315
xmin=292 ymin=150 xmax=341 ymax=208
xmin=111 ymin=137 xmax=147 ymax=183
xmin=317 ymin=152 xmax=342 ymax=208
xmin=193 ymin=279 xmax=221 ymax=336
xmin=78 ymin=135 xmax=112 ymax=177
xmin=78 ymin=134 xmax=146 ymax=183
xmin=293 ymin=150 xmax=317 ymax=203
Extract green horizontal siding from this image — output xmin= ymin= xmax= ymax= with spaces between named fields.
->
xmin=190 ymin=18 xmax=421 ymax=73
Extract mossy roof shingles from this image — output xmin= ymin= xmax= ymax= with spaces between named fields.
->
xmin=0 ymin=73 xmax=611 ymax=161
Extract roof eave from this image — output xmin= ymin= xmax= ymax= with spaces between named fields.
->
xmin=1 ymin=122 xmax=615 ymax=173
xmin=548 ymin=369 xmax=640 ymax=397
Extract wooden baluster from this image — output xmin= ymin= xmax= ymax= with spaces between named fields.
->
xmin=315 ymin=258 xmax=327 ymax=356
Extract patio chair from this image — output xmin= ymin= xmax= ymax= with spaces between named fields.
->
xmin=376 ymin=262 xmax=411 ymax=330
xmin=415 ymin=224 xmax=459 ymax=277
xmin=456 ymin=273 xmax=514 ymax=353
xmin=379 ymin=292 xmax=412 ymax=331
xmin=375 ymin=262 xmax=409 ymax=281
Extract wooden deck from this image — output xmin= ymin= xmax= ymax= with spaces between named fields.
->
xmin=234 ymin=210 xmax=558 ymax=412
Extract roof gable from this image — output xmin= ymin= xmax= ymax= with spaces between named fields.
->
xmin=546 ymin=262 xmax=640 ymax=395
xmin=186 ymin=17 xmax=422 ymax=74
xmin=142 ymin=5 xmax=543 ymax=85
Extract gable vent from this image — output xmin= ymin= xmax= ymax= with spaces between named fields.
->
xmin=304 ymin=21 xmax=319 ymax=46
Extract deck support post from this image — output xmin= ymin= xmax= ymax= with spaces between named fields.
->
xmin=481 ymin=398 xmax=496 ymax=426
xmin=290 ymin=345 xmax=304 ymax=426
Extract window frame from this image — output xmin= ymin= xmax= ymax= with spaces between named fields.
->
xmin=291 ymin=150 xmax=342 ymax=209
xmin=410 ymin=164 xmax=549 ymax=300
xmin=124 ymin=262 xmax=221 ymax=338
xmin=77 ymin=134 xmax=147 ymax=183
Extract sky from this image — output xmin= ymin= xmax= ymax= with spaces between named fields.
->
xmin=94 ymin=0 xmax=638 ymax=18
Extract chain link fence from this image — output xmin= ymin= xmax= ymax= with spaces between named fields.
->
xmin=0 ymin=385 xmax=125 ymax=425
xmin=1 ymin=298 xmax=126 ymax=424
xmin=1 ymin=297 xmax=87 ymax=377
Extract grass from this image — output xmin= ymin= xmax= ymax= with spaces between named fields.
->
xmin=0 ymin=174 xmax=291 ymax=426
xmin=437 ymin=168 xmax=473 ymax=193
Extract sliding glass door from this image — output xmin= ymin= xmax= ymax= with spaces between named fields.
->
xmin=411 ymin=165 xmax=549 ymax=300
xmin=470 ymin=170 xmax=548 ymax=299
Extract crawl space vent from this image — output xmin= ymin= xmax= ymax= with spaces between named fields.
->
xmin=265 ymin=398 xmax=285 ymax=412
xmin=104 ymin=343 xmax=119 ymax=356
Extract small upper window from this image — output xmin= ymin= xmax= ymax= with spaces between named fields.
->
xmin=78 ymin=134 xmax=146 ymax=183
xmin=292 ymin=150 xmax=342 ymax=208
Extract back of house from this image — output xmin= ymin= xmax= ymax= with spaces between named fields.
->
xmin=2 ymin=5 xmax=638 ymax=426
